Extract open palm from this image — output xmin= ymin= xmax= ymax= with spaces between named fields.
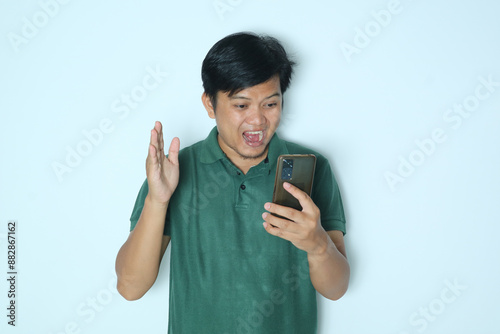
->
xmin=145 ymin=121 xmax=180 ymax=204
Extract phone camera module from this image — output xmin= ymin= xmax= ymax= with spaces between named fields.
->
xmin=281 ymin=159 xmax=293 ymax=180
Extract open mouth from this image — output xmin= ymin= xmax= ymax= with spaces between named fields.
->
xmin=243 ymin=130 xmax=265 ymax=146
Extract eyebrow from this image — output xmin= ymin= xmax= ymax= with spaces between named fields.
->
xmin=230 ymin=92 xmax=281 ymax=101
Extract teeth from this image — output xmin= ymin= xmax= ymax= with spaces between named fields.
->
xmin=245 ymin=131 xmax=263 ymax=142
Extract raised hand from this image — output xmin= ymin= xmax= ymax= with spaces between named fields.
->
xmin=145 ymin=121 xmax=180 ymax=205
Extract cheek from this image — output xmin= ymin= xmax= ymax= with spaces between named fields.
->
xmin=218 ymin=114 xmax=245 ymax=135
xmin=268 ymin=110 xmax=282 ymax=124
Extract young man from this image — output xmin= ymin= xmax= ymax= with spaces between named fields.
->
xmin=115 ymin=32 xmax=349 ymax=333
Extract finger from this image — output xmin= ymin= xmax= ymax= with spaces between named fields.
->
xmin=282 ymin=182 xmax=315 ymax=212
xmin=151 ymin=127 xmax=162 ymax=163
xmin=263 ymin=202 xmax=300 ymax=224
xmin=154 ymin=120 xmax=162 ymax=134
xmin=156 ymin=121 xmax=164 ymax=155
xmin=168 ymin=137 xmax=180 ymax=165
xmin=147 ymin=142 xmax=157 ymax=164
xmin=262 ymin=212 xmax=300 ymax=233
xmin=262 ymin=222 xmax=293 ymax=241
xmin=153 ymin=121 xmax=164 ymax=159
xmin=148 ymin=128 xmax=159 ymax=157
xmin=146 ymin=130 xmax=159 ymax=172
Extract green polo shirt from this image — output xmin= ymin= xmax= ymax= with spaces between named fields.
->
xmin=130 ymin=126 xmax=346 ymax=334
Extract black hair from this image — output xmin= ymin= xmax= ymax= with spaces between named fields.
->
xmin=201 ymin=32 xmax=295 ymax=109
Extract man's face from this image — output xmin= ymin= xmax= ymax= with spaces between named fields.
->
xmin=203 ymin=75 xmax=282 ymax=168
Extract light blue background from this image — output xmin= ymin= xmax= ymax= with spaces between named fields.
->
xmin=1 ymin=0 xmax=499 ymax=333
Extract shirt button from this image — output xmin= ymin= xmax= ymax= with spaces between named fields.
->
xmin=240 ymin=184 xmax=246 ymax=190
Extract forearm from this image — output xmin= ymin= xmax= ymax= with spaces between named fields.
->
xmin=115 ymin=195 xmax=168 ymax=300
xmin=308 ymin=232 xmax=350 ymax=301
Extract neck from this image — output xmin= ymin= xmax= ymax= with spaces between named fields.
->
xmin=218 ymin=139 xmax=269 ymax=174
xmin=233 ymin=150 xmax=269 ymax=174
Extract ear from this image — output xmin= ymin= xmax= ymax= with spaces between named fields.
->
xmin=202 ymin=92 xmax=216 ymax=119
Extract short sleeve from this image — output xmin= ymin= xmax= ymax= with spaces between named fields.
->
xmin=129 ymin=179 xmax=149 ymax=231
xmin=311 ymin=155 xmax=346 ymax=235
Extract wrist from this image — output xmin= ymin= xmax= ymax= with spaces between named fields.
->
xmin=145 ymin=194 xmax=169 ymax=210
xmin=307 ymin=231 xmax=332 ymax=260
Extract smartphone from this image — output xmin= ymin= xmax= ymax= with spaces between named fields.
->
xmin=272 ymin=154 xmax=316 ymax=212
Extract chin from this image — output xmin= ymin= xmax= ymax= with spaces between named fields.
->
xmin=238 ymin=145 xmax=268 ymax=160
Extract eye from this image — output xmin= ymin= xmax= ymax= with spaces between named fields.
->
xmin=234 ymin=104 xmax=247 ymax=110
xmin=265 ymin=102 xmax=278 ymax=108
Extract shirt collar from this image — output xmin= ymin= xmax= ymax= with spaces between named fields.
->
xmin=266 ymin=130 xmax=289 ymax=168
xmin=200 ymin=126 xmax=225 ymax=164
xmin=200 ymin=126 xmax=289 ymax=168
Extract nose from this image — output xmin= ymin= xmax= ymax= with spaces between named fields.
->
xmin=246 ymin=106 xmax=266 ymax=126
